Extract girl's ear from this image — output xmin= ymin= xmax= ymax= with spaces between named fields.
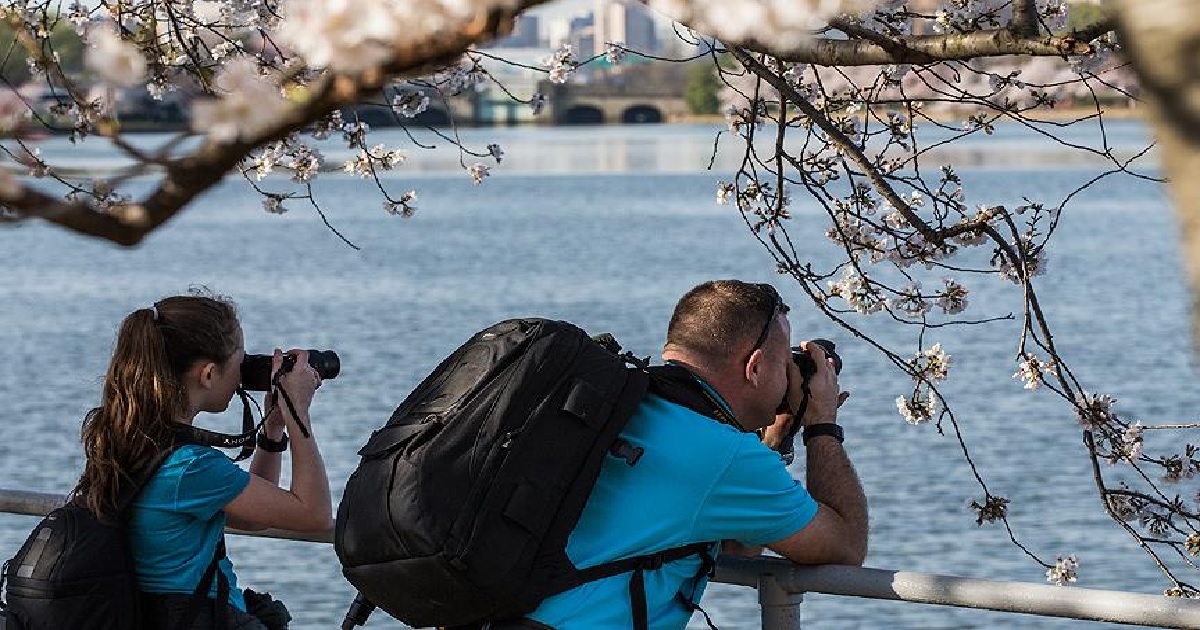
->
xmin=194 ymin=360 xmax=217 ymax=389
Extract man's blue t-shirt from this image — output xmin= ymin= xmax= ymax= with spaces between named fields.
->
xmin=129 ymin=444 xmax=251 ymax=611
xmin=528 ymin=393 xmax=819 ymax=629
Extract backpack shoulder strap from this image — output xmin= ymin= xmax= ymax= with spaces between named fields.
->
xmin=114 ymin=442 xmax=185 ymax=515
xmin=550 ymin=542 xmax=715 ymax=630
xmin=646 ymin=365 xmax=742 ymax=430
xmin=171 ymin=537 xmax=229 ymax=630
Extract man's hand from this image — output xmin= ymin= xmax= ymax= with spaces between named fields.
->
xmin=788 ymin=340 xmax=848 ymax=427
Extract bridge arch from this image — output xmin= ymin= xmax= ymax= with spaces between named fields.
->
xmin=621 ymin=105 xmax=663 ymax=124
xmin=562 ymin=105 xmax=605 ymax=124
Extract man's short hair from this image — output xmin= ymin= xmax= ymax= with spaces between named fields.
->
xmin=666 ymin=280 xmax=784 ymax=363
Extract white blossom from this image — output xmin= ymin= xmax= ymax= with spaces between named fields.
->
xmin=896 ymin=392 xmax=938 ymax=425
xmin=343 ymin=144 xmax=405 ymax=177
xmin=1116 ymin=423 xmax=1144 ymax=463
xmin=391 ymin=87 xmax=430 ymax=118
xmin=828 ymin=268 xmax=886 ymax=314
xmin=190 ymin=57 xmax=289 ymax=144
xmin=1106 ymin=493 xmax=1140 ymax=521
xmin=262 ymin=196 xmax=286 ymax=214
xmin=936 ymin=278 xmax=969 ymax=315
xmin=892 ymin=282 xmax=930 ymax=318
xmin=468 ymin=163 xmax=490 ymax=185
xmin=276 ymin=0 xmax=420 ymax=73
xmin=487 ymin=143 xmax=504 ymax=164
xmin=604 ymin=41 xmax=626 ymax=64
xmin=85 ymin=27 xmax=146 ymax=88
xmin=384 ymin=190 xmax=417 ymax=217
xmin=1046 ymin=556 xmax=1079 ymax=586
xmin=996 ymin=245 xmax=1048 ymax=284
xmin=546 ymin=44 xmax=575 ymax=84
xmin=648 ymin=0 xmax=871 ymax=52
xmin=1076 ymin=392 xmax=1116 ymax=430
xmin=912 ymin=343 xmax=951 ymax=382
xmin=1013 ymin=356 xmax=1054 ymax=390
xmin=716 ymin=181 xmax=735 ymax=205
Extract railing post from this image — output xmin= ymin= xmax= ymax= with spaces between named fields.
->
xmin=759 ymin=573 xmax=803 ymax=630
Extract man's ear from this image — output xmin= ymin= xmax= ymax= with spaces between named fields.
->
xmin=744 ymin=348 xmax=763 ymax=386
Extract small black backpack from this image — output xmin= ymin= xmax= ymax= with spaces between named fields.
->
xmin=335 ymin=318 xmax=714 ymax=629
xmin=0 ymin=446 xmax=226 ymax=630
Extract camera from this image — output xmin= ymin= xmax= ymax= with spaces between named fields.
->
xmin=792 ymin=339 xmax=842 ymax=378
xmin=240 ymin=350 xmax=341 ymax=391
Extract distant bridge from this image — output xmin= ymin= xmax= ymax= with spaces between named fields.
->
xmin=537 ymin=78 xmax=690 ymax=125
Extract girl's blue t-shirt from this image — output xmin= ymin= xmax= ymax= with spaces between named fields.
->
xmin=129 ymin=444 xmax=251 ymax=611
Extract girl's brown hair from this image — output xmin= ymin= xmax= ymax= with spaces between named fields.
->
xmin=73 ymin=294 xmax=240 ymax=519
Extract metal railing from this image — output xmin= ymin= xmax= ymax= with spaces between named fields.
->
xmin=4 ymin=488 xmax=1200 ymax=629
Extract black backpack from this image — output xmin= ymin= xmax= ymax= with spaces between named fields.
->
xmin=0 ymin=446 xmax=227 ymax=630
xmin=335 ymin=318 xmax=715 ymax=629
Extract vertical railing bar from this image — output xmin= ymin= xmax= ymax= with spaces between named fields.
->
xmin=759 ymin=573 xmax=803 ymax=630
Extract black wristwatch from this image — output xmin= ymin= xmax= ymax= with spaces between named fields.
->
xmin=257 ymin=432 xmax=288 ymax=453
xmin=801 ymin=423 xmax=844 ymax=446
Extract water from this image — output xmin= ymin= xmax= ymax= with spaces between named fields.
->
xmin=0 ymin=121 xmax=1193 ymax=629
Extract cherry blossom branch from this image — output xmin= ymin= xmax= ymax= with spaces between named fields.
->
xmin=0 ymin=0 xmax=553 ymax=245
xmin=724 ymin=19 xmax=1113 ymax=67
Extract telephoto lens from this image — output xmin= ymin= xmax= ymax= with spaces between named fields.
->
xmin=240 ymin=350 xmax=341 ymax=391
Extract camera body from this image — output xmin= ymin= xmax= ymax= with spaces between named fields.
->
xmin=240 ymin=350 xmax=340 ymax=391
xmin=792 ymin=339 xmax=842 ymax=378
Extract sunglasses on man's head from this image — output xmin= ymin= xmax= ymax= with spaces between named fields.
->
xmin=747 ymin=284 xmax=789 ymax=358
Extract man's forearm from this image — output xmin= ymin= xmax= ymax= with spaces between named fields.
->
xmin=806 ymin=435 xmax=869 ymax=561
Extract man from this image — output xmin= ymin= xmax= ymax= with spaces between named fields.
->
xmin=523 ymin=279 xmax=869 ymax=629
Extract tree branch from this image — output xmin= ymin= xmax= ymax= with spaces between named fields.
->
xmin=726 ymin=19 xmax=1112 ymax=66
xmin=1 ymin=0 xmax=550 ymax=245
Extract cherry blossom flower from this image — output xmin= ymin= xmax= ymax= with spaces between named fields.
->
xmin=648 ymin=0 xmax=872 ymax=51
xmin=262 ymin=196 xmax=286 ymax=214
xmin=896 ymin=393 xmax=937 ymax=425
xmin=1046 ymin=556 xmax=1079 ymax=586
xmin=468 ymin=163 xmax=490 ymax=185
xmin=546 ymin=44 xmax=576 ymax=84
xmin=1013 ymin=355 xmax=1057 ymax=390
xmin=829 ymin=268 xmax=886 ymax=314
xmin=604 ymin=41 xmax=626 ymax=64
xmin=716 ymin=181 xmax=735 ymax=205
xmin=392 ymin=87 xmax=430 ymax=118
xmin=936 ymin=278 xmax=969 ymax=315
xmin=1115 ymin=423 xmax=1144 ymax=463
xmin=912 ymin=344 xmax=951 ymax=382
xmin=487 ymin=143 xmax=504 ymax=164
xmin=384 ymin=190 xmax=417 ymax=217
xmin=1076 ymin=392 xmax=1116 ymax=430
xmin=85 ymin=27 xmax=146 ymax=87
xmin=892 ymin=282 xmax=930 ymax=318
xmin=191 ymin=58 xmax=289 ymax=144
xmin=276 ymin=0 xmax=400 ymax=73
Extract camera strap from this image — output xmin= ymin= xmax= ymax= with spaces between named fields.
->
xmin=268 ymin=370 xmax=311 ymax=439
xmin=172 ymin=362 xmax=312 ymax=460
xmin=173 ymin=388 xmax=261 ymax=461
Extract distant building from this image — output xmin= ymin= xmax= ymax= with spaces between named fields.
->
xmin=488 ymin=15 xmax=541 ymax=48
xmin=594 ymin=0 xmax=658 ymax=55
xmin=567 ymin=14 xmax=596 ymax=61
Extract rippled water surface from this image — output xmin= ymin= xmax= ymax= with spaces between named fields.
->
xmin=0 ymin=121 xmax=1191 ymax=628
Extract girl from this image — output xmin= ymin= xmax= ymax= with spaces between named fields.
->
xmin=72 ymin=293 xmax=333 ymax=629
